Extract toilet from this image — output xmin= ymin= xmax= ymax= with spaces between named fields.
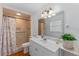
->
xmin=22 ymin=42 xmax=30 ymax=53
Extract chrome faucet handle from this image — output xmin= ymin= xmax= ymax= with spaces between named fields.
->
xmin=41 ymin=33 xmax=44 ymax=38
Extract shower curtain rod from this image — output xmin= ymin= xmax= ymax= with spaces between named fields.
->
xmin=3 ymin=15 xmax=31 ymax=21
xmin=3 ymin=15 xmax=16 ymax=18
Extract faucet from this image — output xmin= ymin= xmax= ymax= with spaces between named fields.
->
xmin=41 ymin=33 xmax=47 ymax=40
xmin=41 ymin=33 xmax=44 ymax=38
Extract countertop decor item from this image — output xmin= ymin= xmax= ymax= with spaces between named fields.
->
xmin=62 ymin=33 xmax=76 ymax=49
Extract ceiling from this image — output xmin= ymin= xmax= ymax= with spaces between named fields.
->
xmin=3 ymin=3 xmax=48 ymax=14
xmin=3 ymin=3 xmax=79 ymax=15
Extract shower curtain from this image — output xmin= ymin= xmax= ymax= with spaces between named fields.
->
xmin=0 ymin=16 xmax=16 ymax=56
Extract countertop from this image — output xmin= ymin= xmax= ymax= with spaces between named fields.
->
xmin=30 ymin=36 xmax=79 ymax=56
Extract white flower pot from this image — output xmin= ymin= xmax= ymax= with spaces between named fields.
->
xmin=63 ymin=41 xmax=74 ymax=49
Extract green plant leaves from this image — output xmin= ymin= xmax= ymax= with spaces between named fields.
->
xmin=62 ymin=33 xmax=76 ymax=41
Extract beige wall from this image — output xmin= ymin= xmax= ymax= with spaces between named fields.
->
xmin=16 ymin=19 xmax=31 ymax=47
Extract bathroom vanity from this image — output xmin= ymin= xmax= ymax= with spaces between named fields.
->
xmin=29 ymin=36 xmax=79 ymax=56
xmin=29 ymin=36 xmax=62 ymax=56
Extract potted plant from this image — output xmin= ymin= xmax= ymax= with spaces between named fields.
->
xmin=62 ymin=33 xmax=76 ymax=49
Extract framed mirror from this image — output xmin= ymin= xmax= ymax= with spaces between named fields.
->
xmin=44 ymin=11 xmax=64 ymax=38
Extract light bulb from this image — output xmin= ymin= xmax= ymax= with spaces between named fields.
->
xmin=49 ymin=10 xmax=53 ymax=14
xmin=52 ymin=13 xmax=56 ymax=16
xmin=16 ymin=13 xmax=21 ymax=16
xmin=48 ymin=15 xmax=51 ymax=18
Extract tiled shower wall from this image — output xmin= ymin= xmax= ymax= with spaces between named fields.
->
xmin=16 ymin=19 xmax=31 ymax=47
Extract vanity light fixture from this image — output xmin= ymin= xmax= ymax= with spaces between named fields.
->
xmin=16 ymin=13 xmax=21 ymax=16
xmin=52 ymin=13 xmax=56 ymax=16
xmin=41 ymin=7 xmax=56 ymax=18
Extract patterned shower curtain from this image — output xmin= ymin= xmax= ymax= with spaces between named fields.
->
xmin=0 ymin=16 xmax=16 ymax=56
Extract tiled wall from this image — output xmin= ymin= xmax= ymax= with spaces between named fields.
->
xmin=16 ymin=19 xmax=31 ymax=47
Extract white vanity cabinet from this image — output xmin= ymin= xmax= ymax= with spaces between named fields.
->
xmin=29 ymin=37 xmax=79 ymax=56
xmin=29 ymin=40 xmax=59 ymax=56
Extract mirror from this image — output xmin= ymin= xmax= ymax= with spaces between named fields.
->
xmin=44 ymin=11 xmax=64 ymax=38
xmin=38 ymin=18 xmax=45 ymax=35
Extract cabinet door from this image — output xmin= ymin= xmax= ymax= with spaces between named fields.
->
xmin=29 ymin=41 xmax=38 ymax=56
xmin=29 ymin=41 xmax=43 ymax=56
